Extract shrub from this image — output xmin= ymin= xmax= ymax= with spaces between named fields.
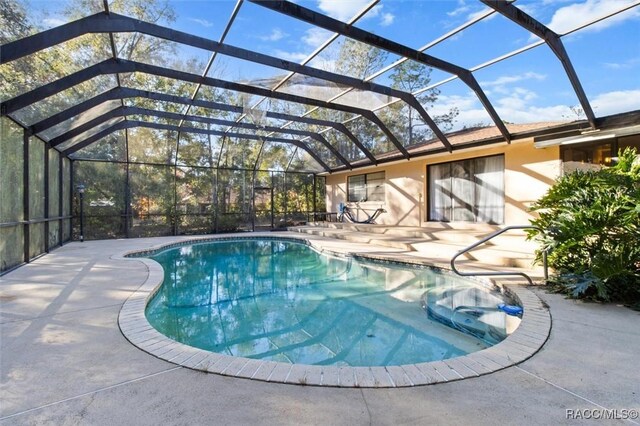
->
xmin=527 ymin=148 xmax=640 ymax=306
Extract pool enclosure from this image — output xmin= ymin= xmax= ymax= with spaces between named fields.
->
xmin=1 ymin=0 xmax=639 ymax=273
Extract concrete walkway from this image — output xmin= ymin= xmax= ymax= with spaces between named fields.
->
xmin=1 ymin=234 xmax=639 ymax=425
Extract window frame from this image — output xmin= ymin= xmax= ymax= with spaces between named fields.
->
xmin=347 ymin=171 xmax=386 ymax=202
xmin=560 ymin=136 xmax=640 ymax=167
xmin=427 ymin=154 xmax=505 ymax=224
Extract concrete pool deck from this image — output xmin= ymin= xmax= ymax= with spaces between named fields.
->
xmin=1 ymin=233 xmax=639 ymax=424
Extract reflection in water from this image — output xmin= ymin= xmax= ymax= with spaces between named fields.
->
xmin=145 ymin=239 xmax=520 ymax=366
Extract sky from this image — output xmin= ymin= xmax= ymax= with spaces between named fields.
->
xmin=28 ymin=0 xmax=640 ymax=130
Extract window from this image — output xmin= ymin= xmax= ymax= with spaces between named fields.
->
xmin=561 ymin=142 xmax=613 ymax=167
xmin=428 ymin=155 xmax=504 ymax=224
xmin=560 ymin=135 xmax=639 ymax=173
xmin=347 ymin=171 xmax=385 ymax=202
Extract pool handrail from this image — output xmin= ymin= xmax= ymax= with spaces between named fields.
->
xmin=450 ymin=225 xmax=549 ymax=286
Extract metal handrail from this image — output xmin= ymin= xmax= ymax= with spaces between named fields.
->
xmin=450 ymin=225 xmax=548 ymax=286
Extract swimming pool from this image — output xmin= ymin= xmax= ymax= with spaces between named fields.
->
xmin=143 ymin=238 xmax=521 ymax=367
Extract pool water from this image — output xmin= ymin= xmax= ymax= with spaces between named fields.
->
xmin=145 ymin=238 xmax=521 ymax=367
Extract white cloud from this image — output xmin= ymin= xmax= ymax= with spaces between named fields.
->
xmin=446 ymin=0 xmax=493 ymax=22
xmin=316 ymin=1 xmax=395 ymax=27
xmin=259 ymin=28 xmax=288 ymax=42
xmin=43 ymin=17 xmax=66 ymax=27
xmin=380 ymin=12 xmax=395 ymax=27
xmin=270 ymin=27 xmax=330 ymax=65
xmin=188 ymin=18 xmax=213 ymax=28
xmin=270 ymin=26 xmax=331 ymax=65
xmin=545 ymin=0 xmax=640 ymax=35
xmin=447 ymin=0 xmax=471 ymax=17
xmin=317 ymin=0 xmax=371 ymax=21
xmin=493 ymin=89 xmax=640 ymax=123
xmin=602 ymin=58 xmax=639 ymax=70
xmin=368 ymin=5 xmax=395 ymax=27
xmin=480 ymin=72 xmax=547 ymax=95
xmin=467 ymin=8 xmax=494 ymax=22
xmin=603 ymin=62 xmax=624 ymax=69
xmin=302 ymin=27 xmax=332 ymax=48
xmin=433 ymin=91 xmax=572 ymax=125
xmin=421 ymin=86 xmax=640 ymax=129
xmin=497 ymin=104 xmax=575 ymax=123
xmin=590 ymin=89 xmax=640 ymax=116
xmin=272 ymin=49 xmax=309 ymax=62
xmin=424 ymin=86 xmax=640 ymax=128
xmin=427 ymin=92 xmax=493 ymax=129
xmin=496 ymin=88 xmax=539 ymax=110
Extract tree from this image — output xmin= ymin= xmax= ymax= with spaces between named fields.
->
xmin=0 ymin=0 xmax=31 ymax=43
xmin=387 ymin=60 xmax=458 ymax=146
xmin=2 ymin=0 xmax=350 ymax=238
xmin=335 ymin=38 xmax=388 ymax=80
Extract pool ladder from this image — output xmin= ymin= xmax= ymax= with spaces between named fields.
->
xmin=450 ymin=225 xmax=549 ymax=286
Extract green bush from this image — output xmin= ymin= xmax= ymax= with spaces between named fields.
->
xmin=527 ymin=148 xmax=640 ymax=305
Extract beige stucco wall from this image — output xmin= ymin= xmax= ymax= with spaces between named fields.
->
xmin=325 ymin=139 xmax=561 ymax=226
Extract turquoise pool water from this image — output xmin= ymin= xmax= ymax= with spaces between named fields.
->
xmin=145 ymin=238 xmax=521 ymax=367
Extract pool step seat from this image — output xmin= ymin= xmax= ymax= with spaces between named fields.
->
xmin=288 ymin=223 xmax=541 ymax=272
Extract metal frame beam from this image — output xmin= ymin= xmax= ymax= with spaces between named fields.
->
xmin=27 ymin=87 xmax=376 ymax=162
xmin=1 ymin=11 xmax=447 ymax=152
xmin=48 ymin=107 xmax=125 ymax=147
xmin=248 ymin=0 xmax=511 ymax=143
xmin=1 ymin=58 xmax=407 ymax=159
xmin=63 ymin=120 xmax=332 ymax=172
xmin=265 ymin=111 xmax=377 ymax=164
xmin=49 ymin=105 xmax=351 ymax=168
xmin=1 ymin=12 xmax=421 ymax=156
xmin=481 ymin=1 xmax=597 ymax=128
xmin=176 ymin=0 xmax=243 ymax=128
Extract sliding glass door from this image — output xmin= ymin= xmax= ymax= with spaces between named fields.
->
xmin=428 ymin=155 xmax=504 ymax=224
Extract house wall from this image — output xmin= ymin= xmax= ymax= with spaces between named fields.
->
xmin=325 ymin=139 xmax=561 ymax=227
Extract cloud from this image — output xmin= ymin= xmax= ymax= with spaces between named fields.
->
xmin=480 ymin=72 xmax=547 ymax=95
xmin=447 ymin=0 xmax=471 ymax=17
xmin=425 ymin=92 xmax=495 ymax=130
xmin=497 ymin=104 xmax=575 ymax=123
xmin=446 ymin=0 xmax=493 ymax=22
xmin=603 ymin=62 xmax=625 ymax=70
xmin=316 ymin=1 xmax=395 ymax=27
xmin=545 ymin=0 xmax=640 ymax=35
xmin=272 ymin=49 xmax=309 ymax=62
xmin=380 ymin=13 xmax=395 ymax=27
xmin=496 ymin=88 xmax=539 ymax=110
xmin=302 ymin=27 xmax=333 ymax=48
xmin=269 ymin=27 xmax=330 ymax=65
xmin=43 ymin=17 xmax=66 ymax=27
xmin=317 ymin=0 xmax=370 ymax=21
xmin=367 ymin=5 xmax=396 ymax=27
xmin=425 ymin=86 xmax=640 ymax=128
xmin=188 ymin=18 xmax=213 ymax=28
xmin=270 ymin=26 xmax=331 ymax=65
xmin=590 ymin=89 xmax=640 ymax=116
xmin=602 ymin=58 xmax=639 ymax=70
xmin=602 ymin=58 xmax=640 ymax=70
xmin=434 ymin=90 xmax=575 ymax=125
xmin=492 ymin=89 xmax=640 ymax=123
xmin=259 ymin=28 xmax=288 ymax=42
xmin=467 ymin=8 xmax=494 ymax=22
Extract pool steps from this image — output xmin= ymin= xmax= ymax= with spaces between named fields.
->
xmin=289 ymin=222 xmax=542 ymax=272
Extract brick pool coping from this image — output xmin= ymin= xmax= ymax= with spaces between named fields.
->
xmin=115 ymin=233 xmax=551 ymax=388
